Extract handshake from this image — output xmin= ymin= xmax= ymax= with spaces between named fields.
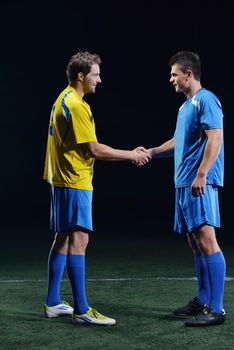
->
xmin=131 ymin=146 xmax=152 ymax=166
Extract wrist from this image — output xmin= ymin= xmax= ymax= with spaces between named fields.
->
xmin=148 ymin=148 xmax=153 ymax=157
xmin=197 ymin=170 xmax=207 ymax=178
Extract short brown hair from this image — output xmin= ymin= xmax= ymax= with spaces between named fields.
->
xmin=169 ymin=51 xmax=201 ymax=81
xmin=66 ymin=50 xmax=101 ymax=84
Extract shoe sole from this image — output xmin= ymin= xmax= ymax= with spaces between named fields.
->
xmin=173 ymin=309 xmax=205 ymax=317
xmin=74 ymin=319 xmax=116 ymax=326
xmin=185 ymin=318 xmax=225 ymax=327
xmin=45 ymin=311 xmax=73 ymax=318
xmin=173 ymin=312 xmax=199 ymax=317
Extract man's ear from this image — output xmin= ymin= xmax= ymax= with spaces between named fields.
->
xmin=187 ymin=69 xmax=193 ymax=79
xmin=77 ymin=72 xmax=84 ymax=82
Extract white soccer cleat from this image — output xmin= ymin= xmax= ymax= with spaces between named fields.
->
xmin=44 ymin=301 xmax=74 ymax=318
xmin=73 ymin=307 xmax=116 ymax=325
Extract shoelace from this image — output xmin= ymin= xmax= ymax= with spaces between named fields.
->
xmin=89 ymin=308 xmax=106 ymax=320
xmin=195 ymin=306 xmax=211 ymax=319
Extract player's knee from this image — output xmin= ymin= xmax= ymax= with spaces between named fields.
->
xmin=193 ymin=225 xmax=218 ymax=253
xmin=196 ymin=235 xmax=217 ymax=254
xmin=68 ymin=231 xmax=89 ymax=251
xmin=196 ymin=238 xmax=207 ymax=253
xmin=79 ymin=236 xmax=89 ymax=250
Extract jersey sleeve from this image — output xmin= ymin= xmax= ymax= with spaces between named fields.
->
xmin=64 ymin=98 xmax=97 ymax=144
xmin=199 ymin=93 xmax=223 ymax=130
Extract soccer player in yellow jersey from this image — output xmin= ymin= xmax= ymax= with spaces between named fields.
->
xmin=43 ymin=50 xmax=151 ymax=325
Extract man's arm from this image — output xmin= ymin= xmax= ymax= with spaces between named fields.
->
xmin=148 ymin=138 xmax=175 ymax=158
xmin=191 ymin=129 xmax=223 ymax=196
xmin=82 ymin=141 xmax=151 ymax=164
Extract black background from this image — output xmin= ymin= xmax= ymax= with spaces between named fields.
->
xmin=1 ymin=1 xmax=233 ymax=242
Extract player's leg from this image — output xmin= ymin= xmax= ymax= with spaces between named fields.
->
xmin=184 ymin=185 xmax=226 ymax=326
xmin=66 ymin=229 xmax=116 ymax=325
xmin=44 ymin=232 xmax=74 ymax=317
xmin=66 ymin=230 xmax=89 ymax=315
xmin=173 ymin=188 xmax=205 ymax=316
xmin=44 ymin=185 xmax=73 ymax=317
xmin=185 ymin=224 xmax=226 ymax=326
xmin=188 ymin=233 xmax=210 ymax=306
xmin=194 ymin=224 xmax=226 ymax=314
xmin=46 ymin=233 xmax=68 ymax=306
xmin=173 ymin=232 xmax=208 ymax=316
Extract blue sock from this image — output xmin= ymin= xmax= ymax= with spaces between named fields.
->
xmin=194 ymin=254 xmax=210 ymax=305
xmin=46 ymin=251 xmax=67 ymax=306
xmin=205 ymin=251 xmax=226 ymax=313
xmin=67 ymin=254 xmax=89 ymax=314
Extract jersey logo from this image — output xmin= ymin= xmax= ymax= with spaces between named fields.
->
xmin=49 ymin=125 xmax=54 ymax=136
xmin=61 ymin=90 xmax=73 ymax=121
xmin=192 ymin=96 xmax=200 ymax=113
xmin=49 ymin=105 xmax=56 ymax=136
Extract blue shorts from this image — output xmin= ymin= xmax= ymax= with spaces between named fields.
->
xmin=174 ymin=185 xmax=221 ymax=234
xmin=50 ymin=186 xmax=93 ymax=234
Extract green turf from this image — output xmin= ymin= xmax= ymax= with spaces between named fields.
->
xmin=1 ymin=231 xmax=234 ymax=349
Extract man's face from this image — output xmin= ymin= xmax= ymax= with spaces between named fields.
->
xmin=169 ymin=64 xmax=189 ymax=93
xmin=83 ymin=64 xmax=101 ymax=94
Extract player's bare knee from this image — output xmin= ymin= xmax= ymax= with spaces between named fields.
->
xmin=68 ymin=231 xmax=89 ymax=251
xmin=195 ymin=235 xmax=219 ymax=255
xmin=196 ymin=239 xmax=208 ymax=253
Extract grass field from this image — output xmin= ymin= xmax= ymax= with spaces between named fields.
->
xmin=1 ymin=228 xmax=234 ymax=350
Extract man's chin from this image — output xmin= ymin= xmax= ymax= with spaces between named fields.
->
xmin=86 ymin=89 xmax=95 ymax=95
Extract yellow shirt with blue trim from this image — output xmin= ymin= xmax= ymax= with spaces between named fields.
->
xmin=43 ymin=85 xmax=97 ymax=190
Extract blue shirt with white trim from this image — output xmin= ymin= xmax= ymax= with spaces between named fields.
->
xmin=174 ymin=88 xmax=224 ymax=188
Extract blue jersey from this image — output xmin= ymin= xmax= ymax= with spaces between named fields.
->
xmin=174 ymin=88 xmax=224 ymax=188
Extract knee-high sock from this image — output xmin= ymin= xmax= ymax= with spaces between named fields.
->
xmin=205 ymin=251 xmax=226 ymax=313
xmin=46 ymin=251 xmax=67 ymax=306
xmin=67 ymin=254 xmax=89 ymax=314
xmin=194 ymin=254 xmax=210 ymax=305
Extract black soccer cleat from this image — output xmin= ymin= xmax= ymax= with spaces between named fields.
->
xmin=184 ymin=306 xmax=226 ymax=327
xmin=173 ymin=297 xmax=205 ymax=316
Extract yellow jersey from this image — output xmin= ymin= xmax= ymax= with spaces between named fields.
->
xmin=43 ymin=85 xmax=97 ymax=190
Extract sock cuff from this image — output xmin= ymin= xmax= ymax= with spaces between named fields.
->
xmin=67 ymin=254 xmax=85 ymax=266
xmin=205 ymin=250 xmax=224 ymax=262
xmin=51 ymin=251 xmax=67 ymax=257
xmin=49 ymin=251 xmax=67 ymax=262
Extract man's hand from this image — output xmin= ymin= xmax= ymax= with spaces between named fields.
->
xmin=191 ymin=173 xmax=206 ymax=196
xmin=132 ymin=146 xmax=151 ymax=166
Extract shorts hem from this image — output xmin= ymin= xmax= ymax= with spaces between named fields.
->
xmin=51 ymin=225 xmax=93 ymax=234
xmin=188 ymin=220 xmax=221 ymax=233
xmin=175 ymin=221 xmax=221 ymax=234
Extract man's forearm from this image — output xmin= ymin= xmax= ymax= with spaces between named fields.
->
xmin=88 ymin=142 xmax=134 ymax=160
xmin=148 ymin=138 xmax=175 ymax=158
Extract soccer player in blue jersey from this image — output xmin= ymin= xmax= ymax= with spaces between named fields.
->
xmin=147 ymin=51 xmax=226 ymax=326
xmin=43 ymin=50 xmax=151 ymax=326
